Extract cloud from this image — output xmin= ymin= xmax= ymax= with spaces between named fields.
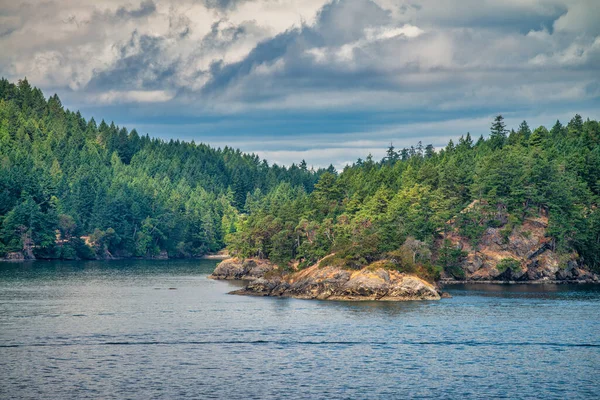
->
xmin=201 ymin=0 xmax=252 ymax=11
xmin=94 ymin=89 xmax=175 ymax=104
xmin=0 ymin=0 xmax=598 ymax=167
xmin=86 ymin=31 xmax=178 ymax=92
xmin=115 ymin=0 xmax=157 ymax=19
xmin=553 ymin=0 xmax=600 ymax=35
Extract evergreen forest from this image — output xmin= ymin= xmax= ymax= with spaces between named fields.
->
xmin=1 ymin=78 xmax=599 ymax=276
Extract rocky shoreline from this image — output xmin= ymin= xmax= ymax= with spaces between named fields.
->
xmin=440 ymin=207 xmax=600 ymax=283
xmin=209 ymin=258 xmax=442 ymax=301
xmin=209 ymin=257 xmax=600 ymax=301
xmin=441 ymin=279 xmax=599 ymax=285
xmin=0 ymin=251 xmax=230 ymax=263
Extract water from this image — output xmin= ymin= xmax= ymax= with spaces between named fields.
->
xmin=1 ymin=260 xmax=599 ymax=399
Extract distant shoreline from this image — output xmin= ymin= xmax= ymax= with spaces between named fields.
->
xmin=0 ymin=253 xmax=231 ymax=263
xmin=441 ymin=279 xmax=599 ymax=285
xmin=201 ymin=254 xmax=232 ymax=260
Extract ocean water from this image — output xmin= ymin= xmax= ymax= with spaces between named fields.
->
xmin=1 ymin=259 xmax=599 ymax=399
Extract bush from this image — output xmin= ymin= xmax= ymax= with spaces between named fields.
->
xmin=456 ymin=211 xmax=487 ymax=246
xmin=416 ymin=263 xmax=442 ymax=282
xmin=445 ymin=264 xmax=466 ymax=279
xmin=438 ymin=239 xmax=467 ymax=269
xmin=72 ymin=238 xmax=96 ymax=260
xmin=497 ymin=258 xmax=521 ymax=273
xmin=488 ymin=219 xmax=503 ymax=228
xmin=500 ymin=226 xmax=513 ymax=244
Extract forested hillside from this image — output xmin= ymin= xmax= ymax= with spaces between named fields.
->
xmin=226 ymin=113 xmax=600 ymax=277
xmin=2 ymin=78 xmax=599 ymax=277
xmin=0 ymin=78 xmax=324 ymax=260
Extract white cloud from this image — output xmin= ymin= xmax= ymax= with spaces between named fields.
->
xmin=2 ymin=0 xmax=598 ymax=108
xmin=553 ymin=0 xmax=600 ymax=35
xmin=0 ymin=0 xmax=598 ymax=168
xmin=95 ymin=90 xmax=175 ymax=104
xmin=364 ymin=24 xmax=424 ymax=41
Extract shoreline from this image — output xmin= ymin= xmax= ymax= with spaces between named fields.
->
xmin=0 ymin=254 xmax=230 ymax=263
xmin=440 ymin=279 xmax=599 ymax=285
xmin=209 ymin=258 xmax=443 ymax=301
xmin=200 ymin=254 xmax=232 ymax=260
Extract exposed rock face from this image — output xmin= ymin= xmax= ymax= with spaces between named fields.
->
xmin=441 ymin=206 xmax=599 ymax=283
xmin=208 ymin=258 xmax=278 ymax=280
xmin=228 ymin=262 xmax=441 ymax=301
xmin=0 ymin=252 xmax=26 ymax=261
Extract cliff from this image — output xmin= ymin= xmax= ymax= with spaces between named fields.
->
xmin=209 ymin=258 xmax=441 ymax=301
xmin=439 ymin=201 xmax=599 ymax=283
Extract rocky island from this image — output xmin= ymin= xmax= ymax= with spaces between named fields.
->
xmin=209 ymin=258 xmax=442 ymax=301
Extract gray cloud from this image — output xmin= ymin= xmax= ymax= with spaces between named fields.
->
xmin=115 ymin=0 xmax=157 ymax=19
xmin=315 ymin=0 xmax=392 ymax=45
xmin=200 ymin=0 xmax=252 ymax=11
xmin=194 ymin=0 xmax=600 ymax=114
xmin=0 ymin=0 xmax=598 ymax=167
xmin=201 ymin=0 xmax=403 ymax=96
xmin=86 ymin=31 xmax=178 ymax=92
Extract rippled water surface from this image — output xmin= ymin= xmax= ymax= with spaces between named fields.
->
xmin=1 ymin=260 xmax=599 ymax=399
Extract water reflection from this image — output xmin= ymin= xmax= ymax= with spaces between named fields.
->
xmin=446 ymin=283 xmax=600 ymax=300
xmin=319 ymin=298 xmax=433 ymax=317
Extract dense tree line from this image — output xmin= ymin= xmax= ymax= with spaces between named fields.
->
xmin=227 ymin=112 xmax=600 ymax=276
xmin=2 ymin=78 xmax=599 ymax=275
xmin=0 ymin=78 xmax=324 ymax=259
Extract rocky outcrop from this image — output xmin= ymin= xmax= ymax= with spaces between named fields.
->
xmin=208 ymin=258 xmax=278 ymax=280
xmin=202 ymin=250 xmax=231 ymax=260
xmin=0 ymin=252 xmax=27 ymax=261
xmin=228 ymin=261 xmax=441 ymax=301
xmin=440 ymin=204 xmax=600 ymax=283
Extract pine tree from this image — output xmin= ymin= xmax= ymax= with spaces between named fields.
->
xmin=425 ymin=144 xmax=435 ymax=159
xmin=489 ymin=115 xmax=507 ymax=149
xmin=518 ymin=120 xmax=531 ymax=141
xmin=385 ymin=143 xmax=398 ymax=165
xmin=568 ymin=114 xmax=584 ymax=137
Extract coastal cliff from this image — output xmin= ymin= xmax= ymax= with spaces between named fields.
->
xmin=439 ymin=202 xmax=600 ymax=283
xmin=209 ymin=258 xmax=441 ymax=301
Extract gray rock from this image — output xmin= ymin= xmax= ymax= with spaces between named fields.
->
xmin=231 ymin=262 xmax=441 ymax=302
xmin=208 ymin=258 xmax=276 ymax=280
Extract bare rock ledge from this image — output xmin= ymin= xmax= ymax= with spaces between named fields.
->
xmin=209 ymin=258 xmax=441 ymax=301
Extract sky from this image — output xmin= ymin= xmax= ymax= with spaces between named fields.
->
xmin=1 ymin=0 xmax=599 ymax=169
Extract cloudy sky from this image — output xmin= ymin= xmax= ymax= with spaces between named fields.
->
xmin=1 ymin=0 xmax=599 ymax=168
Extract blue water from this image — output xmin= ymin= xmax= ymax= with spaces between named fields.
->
xmin=1 ymin=260 xmax=599 ymax=399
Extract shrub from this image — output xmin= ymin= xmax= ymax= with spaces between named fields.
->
xmin=497 ymin=258 xmax=521 ymax=273
xmin=456 ymin=211 xmax=487 ymax=246
xmin=487 ymin=219 xmax=503 ymax=228
xmin=438 ymin=239 xmax=468 ymax=269
xmin=445 ymin=264 xmax=466 ymax=279
xmin=500 ymin=226 xmax=513 ymax=244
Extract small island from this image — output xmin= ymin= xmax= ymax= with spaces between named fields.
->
xmin=210 ymin=257 xmax=442 ymax=301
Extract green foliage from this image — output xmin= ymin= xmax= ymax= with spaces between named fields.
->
xmin=489 ymin=115 xmax=508 ymax=150
xmin=2 ymin=78 xmax=599 ymax=279
xmin=445 ymin=264 xmax=466 ymax=280
xmin=0 ymin=78 xmax=322 ymax=259
xmin=438 ymin=239 xmax=468 ymax=278
xmin=224 ymin=111 xmax=600 ymax=278
xmin=497 ymin=258 xmax=521 ymax=273
xmin=455 ymin=210 xmax=487 ymax=246
xmin=500 ymin=226 xmax=513 ymax=244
